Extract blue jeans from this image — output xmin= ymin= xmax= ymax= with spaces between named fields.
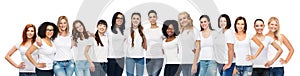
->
xmin=236 ymin=66 xmax=252 ymax=76
xmin=270 ymin=67 xmax=284 ymax=76
xmin=53 ymin=60 xmax=75 ymax=76
xmin=252 ymin=68 xmax=270 ymax=76
xmin=126 ymin=57 xmax=145 ymax=76
xmin=75 ymin=60 xmax=90 ymax=76
xmin=107 ymin=58 xmax=124 ymax=76
xmin=164 ymin=64 xmax=181 ymax=76
xmin=19 ymin=72 xmax=36 ymax=76
xmin=195 ymin=60 xmax=217 ymax=76
xmin=181 ymin=64 xmax=192 ymax=76
xmin=217 ymin=63 xmax=236 ymax=76
xmin=90 ymin=62 xmax=107 ymax=76
xmin=146 ymin=58 xmax=164 ymax=76
xmin=35 ymin=68 xmax=54 ymax=76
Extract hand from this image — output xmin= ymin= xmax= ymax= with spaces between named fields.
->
xmin=16 ymin=62 xmax=25 ymax=69
xmin=35 ymin=63 xmax=46 ymax=68
xmin=191 ymin=63 xmax=197 ymax=74
xmin=90 ymin=63 xmax=95 ymax=72
xmin=223 ymin=63 xmax=232 ymax=71
xmin=280 ymin=58 xmax=287 ymax=64
xmin=192 ymin=49 xmax=196 ymax=53
xmin=72 ymin=40 xmax=77 ymax=47
xmin=264 ymin=61 xmax=274 ymax=68
xmin=246 ymin=55 xmax=254 ymax=61
xmin=87 ymin=31 xmax=95 ymax=38
xmin=36 ymin=37 xmax=42 ymax=47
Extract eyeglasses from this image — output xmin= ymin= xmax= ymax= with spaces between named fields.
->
xmin=46 ymin=29 xmax=54 ymax=32
xmin=116 ymin=17 xmax=123 ymax=20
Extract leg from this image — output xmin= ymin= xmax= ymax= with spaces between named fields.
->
xmin=181 ymin=64 xmax=192 ymax=76
xmin=152 ymin=58 xmax=164 ymax=76
xmin=270 ymin=67 xmax=284 ymax=76
xmin=116 ymin=58 xmax=125 ymax=76
xmin=136 ymin=58 xmax=145 ymax=76
xmin=90 ymin=62 xmax=101 ymax=76
xmin=65 ymin=60 xmax=75 ymax=76
xmin=126 ymin=57 xmax=135 ymax=76
xmin=206 ymin=60 xmax=218 ymax=76
xmin=53 ymin=61 xmax=67 ymax=76
xmin=146 ymin=58 xmax=154 ymax=76
xmin=199 ymin=60 xmax=209 ymax=76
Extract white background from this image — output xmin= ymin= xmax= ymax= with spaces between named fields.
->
xmin=0 ymin=0 xmax=299 ymax=76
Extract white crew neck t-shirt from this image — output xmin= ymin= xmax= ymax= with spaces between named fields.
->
xmin=214 ymin=29 xmax=235 ymax=64
xmin=144 ymin=26 xmax=164 ymax=58
xmin=16 ymin=42 xmax=37 ymax=72
xmin=108 ymin=28 xmax=127 ymax=58
xmin=74 ymin=37 xmax=93 ymax=61
xmin=162 ymin=37 xmax=181 ymax=64
xmin=234 ymin=33 xmax=252 ymax=66
xmin=251 ymin=36 xmax=274 ymax=68
xmin=34 ymin=40 xmax=56 ymax=70
xmin=178 ymin=28 xmax=201 ymax=64
xmin=53 ymin=34 xmax=73 ymax=61
xmin=126 ymin=29 xmax=145 ymax=58
xmin=199 ymin=31 xmax=214 ymax=61
xmin=92 ymin=34 xmax=109 ymax=62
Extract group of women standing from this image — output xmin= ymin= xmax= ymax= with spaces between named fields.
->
xmin=5 ymin=10 xmax=294 ymax=76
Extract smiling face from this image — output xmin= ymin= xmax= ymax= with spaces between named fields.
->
xmin=254 ymin=21 xmax=265 ymax=34
xmin=131 ymin=14 xmax=141 ymax=28
xmin=268 ymin=20 xmax=279 ymax=32
xmin=98 ymin=24 xmax=107 ymax=34
xmin=59 ymin=19 xmax=68 ymax=31
xmin=179 ymin=14 xmax=189 ymax=27
xmin=75 ymin=22 xmax=84 ymax=33
xmin=116 ymin=14 xmax=124 ymax=27
xmin=46 ymin=25 xmax=54 ymax=38
xmin=220 ymin=17 xmax=227 ymax=29
xmin=26 ymin=27 xmax=35 ymax=39
xmin=167 ymin=24 xmax=175 ymax=37
xmin=148 ymin=13 xmax=157 ymax=25
xmin=236 ymin=20 xmax=245 ymax=32
xmin=200 ymin=17 xmax=209 ymax=30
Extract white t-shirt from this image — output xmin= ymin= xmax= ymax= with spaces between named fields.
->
xmin=251 ymin=36 xmax=274 ymax=68
xmin=108 ymin=28 xmax=127 ymax=58
xmin=268 ymin=39 xmax=288 ymax=67
xmin=162 ymin=37 xmax=181 ymax=64
xmin=92 ymin=34 xmax=109 ymax=62
xmin=16 ymin=42 xmax=37 ymax=72
xmin=144 ymin=26 xmax=164 ymax=58
xmin=214 ymin=29 xmax=235 ymax=64
xmin=126 ymin=29 xmax=145 ymax=58
xmin=234 ymin=33 xmax=252 ymax=66
xmin=74 ymin=37 xmax=93 ymax=60
xmin=199 ymin=31 xmax=214 ymax=61
xmin=178 ymin=28 xmax=201 ymax=64
xmin=34 ymin=40 xmax=56 ymax=70
xmin=53 ymin=34 xmax=73 ymax=61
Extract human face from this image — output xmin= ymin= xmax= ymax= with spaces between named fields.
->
xmin=26 ymin=27 xmax=35 ymax=39
xmin=167 ymin=24 xmax=175 ymax=37
xmin=254 ymin=21 xmax=265 ymax=34
xmin=59 ymin=19 xmax=68 ymax=31
xmin=46 ymin=25 xmax=54 ymax=38
xmin=131 ymin=14 xmax=140 ymax=28
xmin=220 ymin=17 xmax=227 ymax=29
xmin=97 ymin=24 xmax=107 ymax=34
xmin=200 ymin=17 xmax=209 ymax=30
xmin=268 ymin=21 xmax=278 ymax=32
xmin=179 ymin=14 xmax=189 ymax=27
xmin=148 ymin=13 xmax=157 ymax=25
xmin=116 ymin=14 xmax=124 ymax=26
xmin=75 ymin=23 xmax=84 ymax=33
xmin=236 ymin=20 xmax=245 ymax=32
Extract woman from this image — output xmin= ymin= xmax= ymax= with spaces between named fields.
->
xmin=26 ymin=22 xmax=59 ymax=76
xmin=107 ymin=12 xmax=126 ymax=76
xmin=214 ymin=14 xmax=235 ymax=76
xmin=251 ymin=19 xmax=282 ymax=76
xmin=126 ymin=12 xmax=147 ymax=76
xmin=233 ymin=16 xmax=264 ymax=76
xmin=162 ymin=20 xmax=182 ymax=76
xmin=86 ymin=20 xmax=109 ymax=76
xmin=177 ymin=11 xmax=201 ymax=76
xmin=266 ymin=17 xmax=294 ymax=76
xmin=144 ymin=10 xmax=164 ymax=76
xmin=72 ymin=20 xmax=92 ymax=76
xmin=195 ymin=15 xmax=217 ymax=76
xmin=5 ymin=24 xmax=37 ymax=76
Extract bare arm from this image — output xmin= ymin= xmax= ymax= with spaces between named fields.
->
xmin=248 ymin=37 xmax=264 ymax=60
xmin=265 ymin=41 xmax=283 ymax=67
xmin=5 ymin=46 xmax=24 ymax=69
xmin=223 ymin=43 xmax=234 ymax=70
xmin=25 ymin=45 xmax=45 ymax=68
xmin=281 ymin=34 xmax=294 ymax=64
xmin=191 ymin=40 xmax=200 ymax=74
xmin=84 ymin=45 xmax=95 ymax=72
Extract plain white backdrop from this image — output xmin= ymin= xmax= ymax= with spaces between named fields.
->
xmin=0 ymin=0 xmax=299 ymax=76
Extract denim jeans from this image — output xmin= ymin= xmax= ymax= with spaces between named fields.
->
xmin=107 ymin=58 xmax=124 ymax=76
xmin=195 ymin=60 xmax=217 ymax=76
xmin=217 ymin=63 xmax=236 ymax=76
xmin=164 ymin=64 xmax=181 ymax=76
xmin=126 ymin=57 xmax=145 ymax=76
xmin=75 ymin=60 xmax=90 ymax=76
xmin=35 ymin=68 xmax=54 ymax=76
xmin=270 ymin=67 xmax=284 ymax=76
xmin=19 ymin=72 xmax=36 ymax=76
xmin=236 ymin=66 xmax=252 ymax=76
xmin=181 ymin=64 xmax=192 ymax=76
xmin=252 ymin=68 xmax=270 ymax=76
xmin=146 ymin=58 xmax=164 ymax=76
xmin=53 ymin=60 xmax=75 ymax=76
xmin=90 ymin=62 xmax=107 ymax=76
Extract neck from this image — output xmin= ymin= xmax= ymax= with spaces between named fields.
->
xmin=203 ymin=28 xmax=210 ymax=32
xmin=236 ymin=31 xmax=245 ymax=35
xmin=255 ymin=33 xmax=263 ymax=37
xmin=44 ymin=37 xmax=51 ymax=41
xmin=26 ymin=38 xmax=32 ymax=42
xmin=133 ymin=26 xmax=138 ymax=29
xmin=267 ymin=31 xmax=275 ymax=36
xmin=60 ymin=31 xmax=67 ymax=36
xmin=98 ymin=31 xmax=104 ymax=37
xmin=151 ymin=24 xmax=158 ymax=28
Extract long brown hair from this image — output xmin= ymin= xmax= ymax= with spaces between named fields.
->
xmin=72 ymin=20 xmax=89 ymax=43
xmin=21 ymin=24 xmax=37 ymax=46
xmin=130 ymin=12 xmax=146 ymax=48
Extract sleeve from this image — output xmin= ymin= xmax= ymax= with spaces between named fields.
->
xmin=86 ymin=38 xmax=94 ymax=46
xmin=194 ymin=28 xmax=201 ymax=41
xmin=225 ymin=29 xmax=235 ymax=44
xmin=15 ymin=42 xmax=21 ymax=50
